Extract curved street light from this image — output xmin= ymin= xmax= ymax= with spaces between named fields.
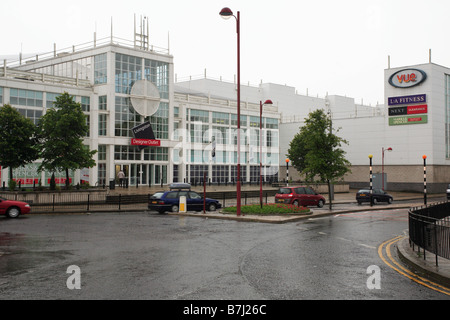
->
xmin=220 ymin=7 xmax=242 ymax=216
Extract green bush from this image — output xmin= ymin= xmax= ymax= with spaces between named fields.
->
xmin=223 ymin=203 xmax=310 ymax=215
xmin=8 ymin=179 xmax=16 ymax=191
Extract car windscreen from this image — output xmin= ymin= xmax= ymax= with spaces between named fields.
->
xmin=357 ymin=189 xmax=370 ymax=193
xmin=277 ymin=188 xmax=292 ymax=194
xmin=150 ymin=192 xmax=165 ymax=199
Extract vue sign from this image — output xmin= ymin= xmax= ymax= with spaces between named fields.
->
xmin=389 ymin=69 xmax=427 ymax=88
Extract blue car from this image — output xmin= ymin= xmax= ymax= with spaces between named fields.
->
xmin=148 ymin=189 xmax=222 ymax=214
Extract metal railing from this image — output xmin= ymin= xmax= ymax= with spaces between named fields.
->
xmin=1 ymin=190 xmax=277 ymax=214
xmin=408 ymin=201 xmax=450 ymax=266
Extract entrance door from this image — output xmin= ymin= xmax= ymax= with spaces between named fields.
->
xmin=115 ymin=165 xmax=129 ymax=187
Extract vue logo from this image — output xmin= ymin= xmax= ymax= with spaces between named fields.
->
xmin=389 ymin=69 xmax=427 ymax=88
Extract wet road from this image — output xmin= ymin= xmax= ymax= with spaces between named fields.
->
xmin=0 ymin=208 xmax=448 ymax=300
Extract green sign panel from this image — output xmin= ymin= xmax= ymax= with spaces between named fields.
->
xmin=389 ymin=115 xmax=428 ymax=126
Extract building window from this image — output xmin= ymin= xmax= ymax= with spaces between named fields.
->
xmin=189 ymin=165 xmax=208 ymax=184
xmin=212 ymin=165 xmax=229 ymax=183
xmin=114 ymin=145 xmax=142 ymax=161
xmin=144 ymin=59 xmax=169 ymax=99
xmin=231 ymin=114 xmax=247 ymax=127
xmin=143 ymin=147 xmax=168 ymax=161
xmin=212 ymin=112 xmax=229 ymax=125
xmin=115 ymin=53 xmax=142 ymax=94
xmin=94 ymin=53 xmax=108 ymax=84
xmin=266 ymin=130 xmax=278 ymax=147
xmin=15 ymin=108 xmax=42 ymax=125
xmin=99 ymin=96 xmax=107 ymax=110
xmin=46 ymin=92 xmax=59 ymax=108
xmin=81 ymin=96 xmax=90 ymax=112
xmin=190 ymin=123 xmax=210 ymax=143
xmin=265 ymin=118 xmax=278 ymax=129
xmin=147 ymin=102 xmax=169 ymax=139
xmin=10 ymin=89 xmax=43 ymax=107
xmin=212 ymin=126 xmax=228 ymax=145
xmin=189 ymin=109 xmax=209 ymax=123
xmin=98 ymin=114 xmax=107 ymax=136
xmin=115 ymin=97 xmax=141 ymax=137
xmin=98 ymin=145 xmax=106 ymax=161
xmin=249 ymin=116 xmax=260 ymax=128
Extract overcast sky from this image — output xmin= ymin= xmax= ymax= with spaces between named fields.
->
xmin=1 ymin=0 xmax=449 ymax=106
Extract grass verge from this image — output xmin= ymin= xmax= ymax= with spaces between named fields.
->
xmin=222 ymin=203 xmax=311 ymax=215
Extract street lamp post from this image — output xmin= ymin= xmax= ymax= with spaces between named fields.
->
xmin=423 ymin=155 xmax=427 ymax=205
xmin=381 ymin=147 xmax=392 ymax=190
xmin=220 ymin=7 xmax=242 ymax=216
xmin=369 ymin=154 xmax=373 ymax=207
xmin=260 ymin=100 xmax=273 ymax=208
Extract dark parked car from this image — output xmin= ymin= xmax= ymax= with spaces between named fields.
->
xmin=0 ymin=197 xmax=31 ymax=218
xmin=148 ymin=188 xmax=222 ymax=214
xmin=356 ymin=188 xmax=393 ymax=205
xmin=275 ymin=186 xmax=325 ymax=208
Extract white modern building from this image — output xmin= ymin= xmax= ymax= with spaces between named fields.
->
xmin=279 ymin=62 xmax=450 ymax=193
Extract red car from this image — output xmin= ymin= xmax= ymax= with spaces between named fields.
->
xmin=275 ymin=186 xmax=325 ymax=208
xmin=0 ymin=197 xmax=31 ymax=218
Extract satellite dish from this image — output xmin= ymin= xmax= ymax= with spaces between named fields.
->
xmin=130 ymin=79 xmax=161 ymax=117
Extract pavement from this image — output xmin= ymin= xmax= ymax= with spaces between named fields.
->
xmin=108 ymin=185 xmax=450 ymax=291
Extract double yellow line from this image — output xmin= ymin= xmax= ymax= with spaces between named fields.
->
xmin=378 ymin=236 xmax=450 ymax=296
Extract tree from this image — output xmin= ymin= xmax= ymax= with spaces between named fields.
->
xmin=287 ymin=109 xmax=351 ymax=209
xmin=38 ymin=92 xmax=96 ymax=188
xmin=0 ymin=104 xmax=39 ymax=182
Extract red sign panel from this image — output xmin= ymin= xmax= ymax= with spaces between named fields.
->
xmin=131 ymin=139 xmax=161 ymax=147
xmin=407 ymin=104 xmax=427 ymax=115
xmin=408 ymin=117 xmax=424 ymax=123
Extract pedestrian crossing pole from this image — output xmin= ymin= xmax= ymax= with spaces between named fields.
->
xmin=423 ymin=155 xmax=427 ymax=205
xmin=285 ymin=159 xmax=290 ymax=187
xmin=369 ymin=154 xmax=373 ymax=207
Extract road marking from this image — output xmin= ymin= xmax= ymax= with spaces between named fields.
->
xmin=359 ymin=243 xmax=376 ymax=249
xmin=378 ymin=236 xmax=450 ymax=296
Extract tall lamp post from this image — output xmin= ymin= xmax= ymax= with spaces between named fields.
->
xmin=381 ymin=147 xmax=392 ymax=190
xmin=260 ymin=100 xmax=273 ymax=208
xmin=220 ymin=7 xmax=242 ymax=216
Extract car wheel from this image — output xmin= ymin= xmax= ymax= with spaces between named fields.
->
xmin=171 ymin=205 xmax=179 ymax=213
xmin=317 ymin=200 xmax=324 ymax=208
xmin=6 ymin=207 xmax=20 ymax=218
xmin=373 ymin=198 xmax=378 ymax=204
xmin=388 ymin=198 xmax=393 ymax=204
xmin=208 ymin=203 xmax=217 ymax=212
xmin=293 ymin=200 xmax=299 ymax=207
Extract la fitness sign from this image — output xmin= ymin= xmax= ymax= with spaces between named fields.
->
xmin=389 ymin=69 xmax=427 ymax=88
xmin=388 ymin=94 xmax=428 ymax=126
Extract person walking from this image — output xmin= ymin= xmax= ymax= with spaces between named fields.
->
xmin=118 ymin=170 xmax=125 ymax=187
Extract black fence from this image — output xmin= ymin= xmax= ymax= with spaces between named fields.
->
xmin=2 ymin=190 xmax=279 ymax=214
xmin=408 ymin=201 xmax=450 ymax=266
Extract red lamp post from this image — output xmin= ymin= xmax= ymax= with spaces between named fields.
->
xmin=220 ymin=7 xmax=242 ymax=216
